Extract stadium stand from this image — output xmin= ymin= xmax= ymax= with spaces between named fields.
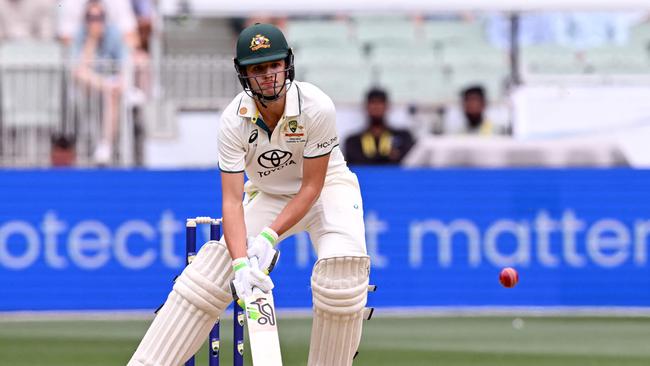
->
xmin=2 ymin=8 xmax=650 ymax=167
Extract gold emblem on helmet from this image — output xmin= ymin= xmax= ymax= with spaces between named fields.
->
xmin=250 ymin=34 xmax=271 ymax=51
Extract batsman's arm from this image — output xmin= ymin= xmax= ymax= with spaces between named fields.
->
xmin=221 ymin=171 xmax=248 ymax=260
xmin=269 ymin=153 xmax=329 ymax=236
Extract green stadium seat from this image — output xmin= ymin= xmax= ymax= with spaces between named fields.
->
xmin=0 ymin=40 xmax=63 ymax=64
xmin=0 ymin=40 xmax=63 ymax=128
xmin=521 ymin=46 xmax=586 ymax=74
xmin=0 ymin=40 xmax=64 ymax=165
xmin=423 ymin=20 xmax=486 ymax=48
xmin=584 ymin=47 xmax=650 ymax=74
xmin=286 ymin=20 xmax=352 ymax=47
xmin=378 ymin=67 xmax=453 ymax=104
xmin=353 ymin=16 xmax=418 ymax=46
xmin=370 ymin=44 xmax=440 ymax=68
xmin=629 ymin=23 xmax=650 ymax=46
xmin=352 ymin=14 xmax=413 ymax=23
xmin=441 ymin=44 xmax=509 ymax=69
xmin=293 ymin=43 xmax=365 ymax=69
xmin=302 ymin=65 xmax=374 ymax=104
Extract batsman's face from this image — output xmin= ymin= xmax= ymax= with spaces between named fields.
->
xmin=245 ymin=60 xmax=286 ymax=96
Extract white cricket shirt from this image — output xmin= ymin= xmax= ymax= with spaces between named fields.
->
xmin=218 ymin=81 xmax=348 ymax=195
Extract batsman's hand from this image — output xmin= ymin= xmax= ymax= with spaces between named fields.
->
xmin=247 ymin=227 xmax=280 ymax=274
xmin=231 ymin=257 xmax=274 ymax=300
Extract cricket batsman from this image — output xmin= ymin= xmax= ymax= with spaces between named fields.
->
xmin=128 ymin=23 xmax=370 ymax=366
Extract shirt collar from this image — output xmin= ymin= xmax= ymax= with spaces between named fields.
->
xmin=236 ymin=83 xmax=301 ymax=119
xmin=237 ymin=94 xmax=256 ymax=118
xmin=284 ymin=83 xmax=301 ymax=118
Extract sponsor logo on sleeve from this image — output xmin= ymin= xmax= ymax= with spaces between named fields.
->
xmin=316 ymin=136 xmax=338 ymax=150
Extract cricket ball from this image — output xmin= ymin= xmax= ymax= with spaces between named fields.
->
xmin=499 ymin=267 xmax=519 ymax=288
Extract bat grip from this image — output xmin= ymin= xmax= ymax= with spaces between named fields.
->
xmin=250 ymin=256 xmax=260 ymax=271
xmin=249 ymin=257 xmax=266 ymax=295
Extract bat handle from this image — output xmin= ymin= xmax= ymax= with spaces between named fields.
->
xmin=250 ymin=256 xmax=260 ymax=271
xmin=250 ymin=257 xmax=274 ymax=296
xmin=249 ymin=257 xmax=265 ymax=295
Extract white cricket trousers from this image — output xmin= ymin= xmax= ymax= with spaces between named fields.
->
xmin=243 ymin=170 xmax=367 ymax=259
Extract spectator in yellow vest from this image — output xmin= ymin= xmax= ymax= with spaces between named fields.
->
xmin=443 ymin=85 xmax=498 ymax=135
xmin=344 ymin=88 xmax=415 ymax=165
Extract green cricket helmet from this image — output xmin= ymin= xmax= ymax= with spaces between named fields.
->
xmin=234 ymin=23 xmax=295 ymax=102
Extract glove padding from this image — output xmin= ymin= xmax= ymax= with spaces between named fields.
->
xmin=247 ymin=227 xmax=280 ymax=273
xmin=231 ymin=257 xmax=274 ymax=300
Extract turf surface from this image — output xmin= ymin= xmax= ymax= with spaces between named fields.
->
xmin=0 ymin=316 xmax=648 ymax=365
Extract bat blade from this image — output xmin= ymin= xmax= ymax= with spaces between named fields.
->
xmin=244 ymin=290 xmax=283 ymax=366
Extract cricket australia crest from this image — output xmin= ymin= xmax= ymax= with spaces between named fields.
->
xmin=250 ymin=34 xmax=271 ymax=51
xmin=283 ymin=119 xmax=305 ymax=143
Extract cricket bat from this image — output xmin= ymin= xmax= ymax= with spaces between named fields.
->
xmin=244 ymin=287 xmax=283 ymax=366
xmin=230 ymin=256 xmax=282 ymax=366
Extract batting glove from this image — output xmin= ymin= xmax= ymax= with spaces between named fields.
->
xmin=247 ymin=227 xmax=280 ymax=274
xmin=231 ymin=257 xmax=274 ymax=300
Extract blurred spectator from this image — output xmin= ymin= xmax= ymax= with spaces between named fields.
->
xmin=344 ymin=88 xmax=415 ymax=165
xmin=58 ymin=0 xmax=138 ymax=48
xmin=486 ymin=12 xmax=564 ymax=49
xmin=128 ymin=0 xmax=154 ymax=100
xmin=0 ymin=0 xmax=55 ymax=40
xmin=72 ymin=0 xmax=128 ymax=165
xmin=50 ymin=134 xmax=76 ymax=167
xmin=487 ymin=11 xmax=646 ymax=50
xmin=420 ymin=12 xmax=475 ymax=22
xmin=131 ymin=0 xmax=154 ymax=52
xmin=556 ymin=12 xmax=644 ymax=49
xmin=442 ymin=85 xmax=497 ymax=135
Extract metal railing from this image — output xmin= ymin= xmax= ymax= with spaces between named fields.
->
xmin=158 ymin=55 xmax=239 ymax=109
xmin=0 ymin=58 xmax=137 ymax=167
xmin=0 ymin=61 xmax=64 ymax=166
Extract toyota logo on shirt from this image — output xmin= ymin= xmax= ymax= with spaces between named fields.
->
xmin=258 ymin=149 xmax=293 ymax=169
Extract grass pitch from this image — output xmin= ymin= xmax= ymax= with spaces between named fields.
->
xmin=0 ymin=315 xmax=648 ymax=366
